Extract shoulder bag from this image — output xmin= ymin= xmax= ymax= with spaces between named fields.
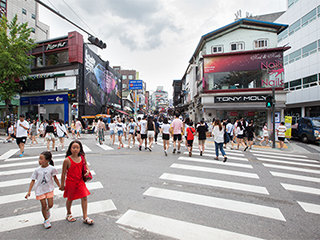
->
xmin=81 ymin=155 xmax=92 ymax=182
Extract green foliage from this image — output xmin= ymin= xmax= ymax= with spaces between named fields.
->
xmin=0 ymin=14 xmax=37 ymax=101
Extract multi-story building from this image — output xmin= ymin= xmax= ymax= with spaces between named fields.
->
xmin=276 ymin=0 xmax=320 ymax=119
xmin=176 ymin=18 xmax=289 ymax=134
xmin=150 ymin=86 xmax=169 ymax=114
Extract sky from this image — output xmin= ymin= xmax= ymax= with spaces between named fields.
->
xmin=38 ymin=0 xmax=287 ymax=97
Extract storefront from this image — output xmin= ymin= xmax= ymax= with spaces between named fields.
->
xmin=20 ymin=93 xmax=69 ymax=122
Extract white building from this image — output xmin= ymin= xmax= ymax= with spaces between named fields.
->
xmin=2 ymin=0 xmax=50 ymax=41
xmin=276 ymin=0 xmax=320 ymax=118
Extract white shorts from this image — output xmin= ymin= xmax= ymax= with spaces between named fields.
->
xmin=147 ymin=131 xmax=154 ymax=138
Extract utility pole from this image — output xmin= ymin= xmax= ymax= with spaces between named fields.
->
xmin=272 ymin=87 xmax=276 ymax=148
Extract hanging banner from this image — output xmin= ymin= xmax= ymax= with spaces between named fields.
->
xmin=285 ymin=116 xmax=292 ymax=138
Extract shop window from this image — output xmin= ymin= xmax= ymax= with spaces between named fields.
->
xmin=45 ymin=51 xmax=68 ymax=66
xmin=128 ymin=75 xmax=134 ymax=80
xmin=302 ymin=41 xmax=317 ymax=58
xmin=22 ymin=8 xmax=26 ymax=15
xmin=289 ymin=49 xmax=301 ymax=63
xmin=289 ymin=79 xmax=301 ymax=90
xmin=303 ymin=74 xmax=318 ymax=88
xmin=230 ymin=42 xmax=244 ymax=51
xmin=289 ymin=19 xmax=301 ymax=36
xmin=302 ymin=8 xmax=316 ymax=27
xmin=254 ymin=39 xmax=268 ymax=49
xmin=211 ymin=45 xmax=223 ymax=53
xmin=122 ymin=75 xmax=127 ymax=80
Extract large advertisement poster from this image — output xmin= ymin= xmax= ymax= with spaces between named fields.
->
xmin=84 ymin=44 xmax=122 ymax=114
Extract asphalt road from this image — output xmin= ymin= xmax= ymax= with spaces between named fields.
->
xmin=0 ymin=134 xmax=319 ymax=240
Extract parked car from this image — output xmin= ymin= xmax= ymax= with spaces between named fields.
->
xmin=291 ymin=117 xmax=320 ymax=143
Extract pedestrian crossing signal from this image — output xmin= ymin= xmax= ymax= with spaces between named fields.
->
xmin=266 ymin=95 xmax=273 ymax=108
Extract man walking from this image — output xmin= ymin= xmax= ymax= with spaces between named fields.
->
xmin=171 ymin=113 xmax=183 ymax=154
xmin=14 ymin=114 xmax=29 ymax=157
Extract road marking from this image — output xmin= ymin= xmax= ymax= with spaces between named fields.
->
xmin=297 ymin=201 xmax=320 ymax=214
xmin=253 ymin=154 xmax=319 ymax=163
xmin=263 ymin=163 xmax=320 ymax=174
xmin=5 ymin=153 xmax=66 ymax=162
xmin=116 ymin=210 xmax=263 ymax=240
xmin=178 ymin=156 xmax=253 ymax=169
xmin=257 ymin=157 xmax=320 ymax=168
xmin=192 ymin=149 xmax=245 ymax=157
xmin=0 ymin=158 xmax=65 ymax=169
xmin=0 ymin=162 xmax=89 ymax=176
xmin=270 ymin=171 xmax=320 ymax=183
xmin=0 ymin=199 xmax=116 ymax=233
xmin=0 ymin=171 xmax=96 ymax=188
xmin=96 ymin=143 xmax=114 ymax=150
xmin=249 ymin=150 xmax=307 ymax=158
xmin=0 ymin=149 xmax=20 ymax=160
xmin=183 ymin=152 xmax=249 ymax=161
xmin=281 ymin=183 xmax=320 ymax=195
xmin=0 ymin=181 xmax=103 ymax=205
xmin=160 ymin=173 xmax=269 ymax=195
xmin=82 ymin=144 xmax=92 ymax=152
xmin=171 ymin=163 xmax=259 ymax=179
xmin=24 ymin=146 xmax=47 ymax=149
xmin=144 ymin=187 xmax=285 ymax=221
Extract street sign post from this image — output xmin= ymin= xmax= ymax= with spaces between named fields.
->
xmin=129 ymin=80 xmax=143 ymax=90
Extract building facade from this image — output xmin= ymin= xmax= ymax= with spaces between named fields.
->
xmin=150 ymin=86 xmax=169 ymax=114
xmin=276 ymin=0 xmax=320 ymax=119
xmin=177 ymin=18 xmax=289 ymax=135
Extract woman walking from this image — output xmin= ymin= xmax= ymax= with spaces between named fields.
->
xmin=97 ymin=117 xmax=106 ymax=145
xmin=127 ymin=117 xmax=136 ymax=148
xmin=260 ymin=122 xmax=270 ymax=146
xmin=235 ymin=121 xmax=248 ymax=151
xmin=70 ymin=120 xmax=76 ymax=139
xmin=56 ymin=119 xmax=69 ymax=151
xmin=44 ymin=119 xmax=56 ymax=152
xmin=108 ymin=119 xmax=116 ymax=145
xmin=197 ymin=119 xmax=208 ymax=156
xmin=212 ymin=119 xmax=227 ymax=162
xmin=116 ymin=117 xmax=124 ymax=149
xmin=161 ymin=118 xmax=171 ymax=156
xmin=146 ymin=116 xmax=155 ymax=151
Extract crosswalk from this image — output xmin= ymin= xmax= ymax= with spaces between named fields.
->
xmin=116 ymin=141 xmax=320 ymax=239
xmin=0 ymin=143 xmax=116 ymax=233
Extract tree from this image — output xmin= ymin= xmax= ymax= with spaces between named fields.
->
xmin=0 ymin=14 xmax=37 ymax=115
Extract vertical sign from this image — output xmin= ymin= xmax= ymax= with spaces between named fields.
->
xmin=285 ymin=116 xmax=292 ymax=138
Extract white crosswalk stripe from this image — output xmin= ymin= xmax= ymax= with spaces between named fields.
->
xmin=184 ymin=152 xmax=249 ymax=161
xmin=257 ymin=157 xmax=320 ymax=167
xmin=0 ymin=149 xmax=116 ymax=233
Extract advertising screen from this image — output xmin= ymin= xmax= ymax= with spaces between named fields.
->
xmin=84 ymin=44 xmax=122 ymax=114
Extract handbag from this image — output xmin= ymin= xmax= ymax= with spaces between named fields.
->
xmin=81 ymin=155 xmax=92 ymax=182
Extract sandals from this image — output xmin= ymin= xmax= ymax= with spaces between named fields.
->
xmin=66 ymin=214 xmax=76 ymax=222
xmin=83 ymin=217 xmax=94 ymax=225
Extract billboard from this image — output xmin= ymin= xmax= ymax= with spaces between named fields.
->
xmin=84 ymin=44 xmax=122 ymax=115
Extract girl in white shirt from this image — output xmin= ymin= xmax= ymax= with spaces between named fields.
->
xmin=161 ymin=118 xmax=171 ymax=156
xmin=212 ymin=119 xmax=227 ymax=162
xmin=108 ymin=119 xmax=116 ymax=145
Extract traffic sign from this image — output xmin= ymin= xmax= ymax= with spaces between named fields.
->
xmin=129 ymin=80 xmax=143 ymax=90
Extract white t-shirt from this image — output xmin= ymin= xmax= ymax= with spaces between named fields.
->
xmin=31 ymin=165 xmax=58 ymax=196
xmin=162 ymin=123 xmax=171 ymax=134
xmin=277 ymin=125 xmax=287 ymax=138
xmin=56 ymin=124 xmax=67 ymax=138
xmin=212 ymin=125 xmax=225 ymax=143
xmin=140 ymin=120 xmax=147 ymax=134
xmin=108 ymin=123 xmax=115 ymax=131
xmin=116 ymin=122 xmax=124 ymax=131
xmin=15 ymin=120 xmax=29 ymax=138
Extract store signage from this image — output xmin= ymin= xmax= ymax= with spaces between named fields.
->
xmin=46 ymin=41 xmax=67 ymax=51
xmin=215 ymin=95 xmax=267 ymax=103
xmin=129 ymin=80 xmax=143 ymax=90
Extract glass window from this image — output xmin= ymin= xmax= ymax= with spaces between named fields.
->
xmin=230 ymin=42 xmax=244 ymax=51
xmin=128 ymin=75 xmax=134 ymax=80
xmin=318 ymin=40 xmax=320 ymax=51
xmin=318 ymin=6 xmax=320 ymax=18
xmin=289 ymin=49 xmax=301 ymax=63
xmin=31 ymin=28 xmax=35 ymax=33
xmin=302 ymin=8 xmax=316 ymax=27
xmin=254 ymin=39 xmax=268 ymax=49
xmin=284 ymin=55 xmax=289 ymax=65
xmin=22 ymin=8 xmax=26 ymax=15
xmin=31 ymin=14 xmax=36 ymax=19
xmin=0 ymin=2 xmax=5 ymax=8
xmin=284 ymin=82 xmax=289 ymax=89
xmin=45 ymin=51 xmax=69 ymax=66
xmin=122 ymin=84 xmax=127 ymax=89
xmin=289 ymin=19 xmax=301 ymax=35
xmin=211 ymin=45 xmax=223 ymax=53
xmin=302 ymin=41 xmax=317 ymax=58
xmin=122 ymin=75 xmax=127 ymax=80
xmin=303 ymin=74 xmax=318 ymax=88
xmin=278 ymin=29 xmax=288 ymax=42
xmin=289 ymin=79 xmax=301 ymax=90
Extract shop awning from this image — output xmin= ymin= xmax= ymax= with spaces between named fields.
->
xmin=96 ymin=114 xmax=111 ymax=118
xmin=115 ymin=109 xmax=129 ymax=116
xmin=81 ymin=115 xmax=96 ymax=119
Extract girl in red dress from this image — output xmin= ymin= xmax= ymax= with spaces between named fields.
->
xmin=60 ymin=140 xmax=93 ymax=224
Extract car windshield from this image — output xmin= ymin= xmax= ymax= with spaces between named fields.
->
xmin=311 ymin=119 xmax=320 ymax=127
